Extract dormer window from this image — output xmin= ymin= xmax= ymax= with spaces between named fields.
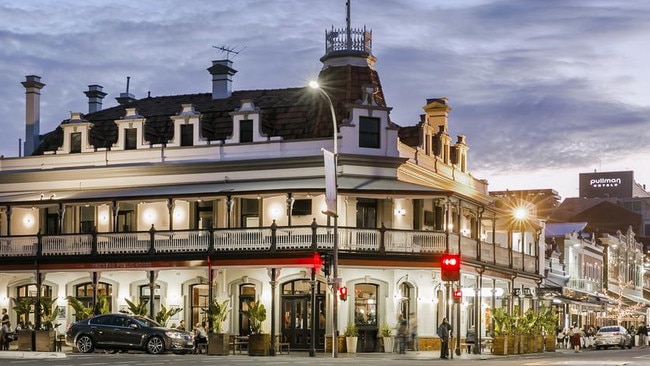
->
xmin=70 ymin=132 xmax=82 ymax=153
xmin=240 ymin=120 xmax=253 ymax=143
xmin=180 ymin=124 xmax=194 ymax=146
xmin=125 ymin=128 xmax=137 ymax=150
xmin=359 ymin=116 xmax=380 ymax=148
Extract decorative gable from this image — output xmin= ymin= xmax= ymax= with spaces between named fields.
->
xmin=340 ymin=85 xmax=398 ymax=157
xmin=58 ymin=112 xmax=94 ymax=154
xmin=114 ymin=107 xmax=147 ymax=150
xmin=167 ymin=104 xmax=208 ymax=147
xmin=226 ymin=99 xmax=281 ymax=144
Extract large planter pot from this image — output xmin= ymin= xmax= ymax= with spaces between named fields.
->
xmin=534 ymin=334 xmax=543 ymax=353
xmin=382 ymin=336 xmax=394 ymax=353
xmin=207 ymin=333 xmax=230 ymax=356
xmin=345 ymin=336 xmax=358 ymax=353
xmin=248 ymin=334 xmax=271 ymax=356
xmin=545 ymin=335 xmax=556 ymax=352
xmin=491 ymin=335 xmax=507 ymax=355
xmin=16 ymin=329 xmax=33 ymax=351
xmin=35 ymin=330 xmax=56 ymax=352
xmin=524 ymin=335 xmax=534 ymax=353
xmin=506 ymin=335 xmax=516 ymax=355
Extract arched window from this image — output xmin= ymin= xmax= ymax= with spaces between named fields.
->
xmin=139 ymin=284 xmax=160 ymax=316
xmin=74 ymin=282 xmax=113 ymax=315
xmin=15 ymin=284 xmax=53 ymax=327
xmin=354 ymin=283 xmax=378 ymax=326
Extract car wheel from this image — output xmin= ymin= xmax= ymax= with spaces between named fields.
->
xmin=76 ymin=335 xmax=95 ymax=353
xmin=146 ymin=336 xmax=165 ymax=354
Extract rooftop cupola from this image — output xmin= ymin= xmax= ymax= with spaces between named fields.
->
xmin=320 ymin=0 xmax=374 ymax=69
xmin=207 ymin=59 xmax=237 ymax=99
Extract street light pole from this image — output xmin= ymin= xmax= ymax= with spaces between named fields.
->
xmin=309 ymin=81 xmax=339 ymax=358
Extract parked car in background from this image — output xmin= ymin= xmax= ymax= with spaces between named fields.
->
xmin=594 ymin=325 xmax=632 ymax=350
xmin=66 ymin=313 xmax=194 ymax=354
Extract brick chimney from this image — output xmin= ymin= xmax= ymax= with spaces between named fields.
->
xmin=207 ymin=60 xmax=237 ymax=99
xmin=84 ymin=85 xmax=107 ymax=113
xmin=21 ymin=75 xmax=45 ymax=156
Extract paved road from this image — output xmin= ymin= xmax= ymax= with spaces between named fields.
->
xmin=1 ymin=347 xmax=649 ymax=365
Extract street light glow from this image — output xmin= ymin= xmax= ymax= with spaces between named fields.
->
xmin=514 ymin=207 xmax=528 ymax=220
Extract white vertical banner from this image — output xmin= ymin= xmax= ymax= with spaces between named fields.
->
xmin=322 ymin=148 xmax=338 ymax=216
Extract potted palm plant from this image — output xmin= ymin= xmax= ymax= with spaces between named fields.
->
xmin=35 ymin=297 xmax=60 ymax=351
xmin=344 ymin=323 xmax=359 ymax=353
xmin=122 ymin=298 xmax=149 ymax=316
xmin=379 ymin=323 xmax=394 ymax=353
xmin=240 ymin=299 xmax=269 ymax=356
xmin=155 ymin=304 xmax=182 ymax=327
xmin=540 ymin=307 xmax=558 ymax=352
xmin=203 ymin=299 xmax=230 ymax=356
xmin=12 ymin=297 xmax=33 ymax=351
xmin=491 ymin=307 xmax=510 ymax=355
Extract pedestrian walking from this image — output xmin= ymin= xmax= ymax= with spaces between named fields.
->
xmin=397 ymin=314 xmax=408 ymax=354
xmin=437 ymin=317 xmax=452 ymax=359
xmin=409 ymin=313 xmax=418 ymax=351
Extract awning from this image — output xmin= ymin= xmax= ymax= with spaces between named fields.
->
xmin=0 ymin=176 xmax=449 ymax=204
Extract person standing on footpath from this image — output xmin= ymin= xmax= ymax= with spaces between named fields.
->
xmin=637 ymin=323 xmax=648 ymax=348
xmin=437 ymin=317 xmax=452 ymax=359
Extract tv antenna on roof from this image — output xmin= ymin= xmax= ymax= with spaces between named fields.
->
xmin=212 ymin=45 xmax=246 ymax=60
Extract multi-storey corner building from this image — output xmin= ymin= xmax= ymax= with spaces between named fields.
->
xmin=0 ymin=9 xmax=544 ymax=353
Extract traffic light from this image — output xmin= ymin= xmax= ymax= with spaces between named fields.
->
xmin=453 ymin=288 xmax=462 ymax=303
xmin=320 ymin=252 xmax=332 ymax=277
xmin=440 ymin=253 xmax=461 ymax=281
xmin=338 ymin=286 xmax=348 ymax=301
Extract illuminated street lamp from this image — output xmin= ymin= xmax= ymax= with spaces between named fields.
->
xmin=309 ymin=80 xmax=339 ymax=358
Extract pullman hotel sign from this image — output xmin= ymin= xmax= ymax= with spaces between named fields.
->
xmin=579 ymin=171 xmax=634 ymax=198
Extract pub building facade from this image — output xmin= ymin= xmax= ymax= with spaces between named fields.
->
xmin=0 ymin=10 xmax=544 ymax=353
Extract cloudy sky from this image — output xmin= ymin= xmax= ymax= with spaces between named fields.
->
xmin=1 ymin=0 xmax=649 ymax=199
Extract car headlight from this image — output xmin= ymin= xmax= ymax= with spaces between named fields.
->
xmin=165 ymin=331 xmax=184 ymax=339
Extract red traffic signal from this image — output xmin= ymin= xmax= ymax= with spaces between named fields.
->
xmin=453 ymin=288 xmax=462 ymax=302
xmin=312 ymin=252 xmax=323 ymax=270
xmin=440 ymin=253 xmax=461 ymax=281
xmin=338 ymin=286 xmax=348 ymax=301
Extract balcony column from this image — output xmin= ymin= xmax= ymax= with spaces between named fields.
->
xmin=148 ymin=270 xmax=158 ymax=318
xmin=6 ymin=206 xmax=11 ymax=236
xmin=112 ymin=201 xmax=119 ymax=232
xmin=167 ymin=199 xmax=175 ymax=230
xmin=286 ymin=193 xmax=294 ymax=226
xmin=91 ymin=271 xmax=100 ymax=310
xmin=444 ymin=198 xmax=451 ymax=252
xmin=226 ymin=196 xmax=233 ymax=228
xmin=57 ymin=204 xmax=65 ymax=234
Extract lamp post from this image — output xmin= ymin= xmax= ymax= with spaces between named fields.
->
xmin=309 ymin=80 xmax=339 ymax=358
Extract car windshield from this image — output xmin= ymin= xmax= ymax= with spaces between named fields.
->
xmin=133 ymin=316 xmax=163 ymax=328
xmin=599 ymin=327 xmax=622 ymax=333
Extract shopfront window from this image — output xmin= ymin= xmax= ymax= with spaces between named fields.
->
xmin=354 ymin=283 xmax=378 ymax=326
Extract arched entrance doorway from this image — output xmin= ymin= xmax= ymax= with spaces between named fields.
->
xmin=280 ymin=279 xmax=326 ymax=350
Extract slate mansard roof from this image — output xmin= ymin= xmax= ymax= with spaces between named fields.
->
xmin=34 ymin=64 xmax=395 ymax=155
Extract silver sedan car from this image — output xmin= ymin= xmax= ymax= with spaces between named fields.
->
xmin=594 ymin=325 xmax=632 ymax=350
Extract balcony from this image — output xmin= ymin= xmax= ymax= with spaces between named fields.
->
xmin=0 ymin=225 xmax=539 ymax=274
